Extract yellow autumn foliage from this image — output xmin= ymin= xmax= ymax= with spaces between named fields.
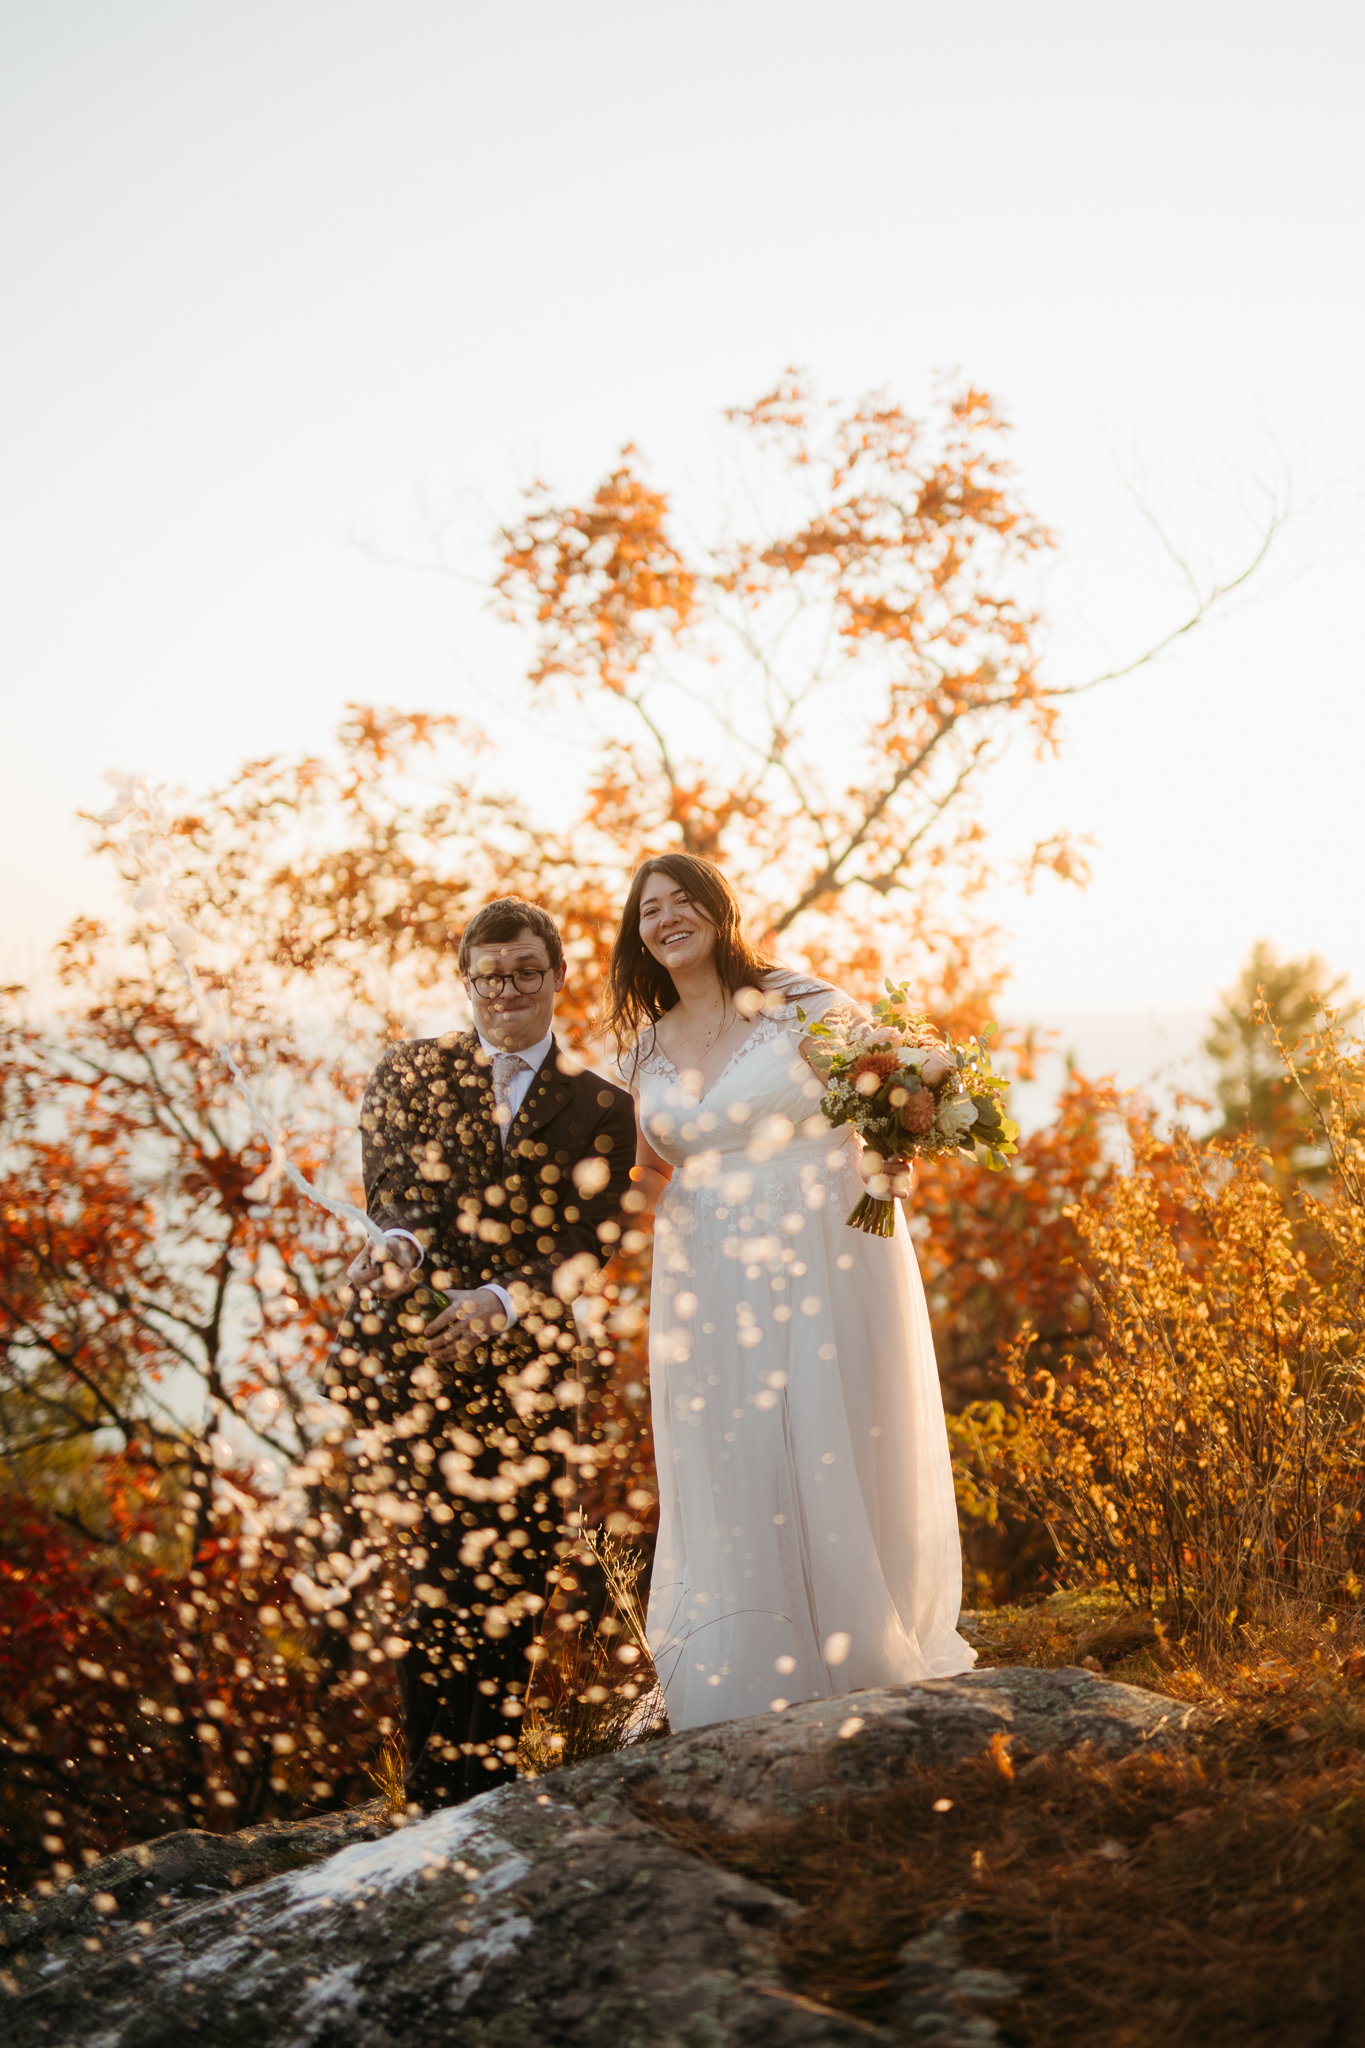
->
xmin=958 ymin=1010 xmax=1365 ymax=1643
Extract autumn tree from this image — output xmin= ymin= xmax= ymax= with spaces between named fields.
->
xmin=494 ymin=381 xmax=1071 ymax=985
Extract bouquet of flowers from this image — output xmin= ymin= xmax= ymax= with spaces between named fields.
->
xmin=800 ymin=982 xmax=1019 ymax=1236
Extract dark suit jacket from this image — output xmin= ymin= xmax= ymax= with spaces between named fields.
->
xmin=359 ymin=1030 xmax=637 ymax=1317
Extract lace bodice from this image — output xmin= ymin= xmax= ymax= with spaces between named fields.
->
xmin=623 ymin=985 xmax=850 ymax=1173
xmin=636 ymin=1015 xmax=811 ymax=1165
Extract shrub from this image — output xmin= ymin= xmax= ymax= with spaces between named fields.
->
xmin=963 ymin=1013 xmax=1365 ymax=1645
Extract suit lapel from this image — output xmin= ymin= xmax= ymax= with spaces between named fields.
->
xmin=448 ymin=1031 xmax=499 ymax=1160
xmin=506 ymin=1037 xmax=575 ymax=1151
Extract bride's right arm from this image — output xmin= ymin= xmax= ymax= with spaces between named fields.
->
xmin=625 ymin=1124 xmax=673 ymax=1218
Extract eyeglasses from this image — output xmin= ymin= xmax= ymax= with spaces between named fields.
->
xmin=467 ymin=969 xmax=550 ymax=997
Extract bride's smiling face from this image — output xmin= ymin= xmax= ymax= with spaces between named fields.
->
xmin=638 ymin=875 xmax=718 ymax=976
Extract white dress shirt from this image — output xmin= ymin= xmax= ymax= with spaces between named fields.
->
xmin=474 ymin=1029 xmax=554 ymax=1330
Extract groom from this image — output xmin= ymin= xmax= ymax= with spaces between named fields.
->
xmin=332 ymin=897 xmax=636 ymax=1808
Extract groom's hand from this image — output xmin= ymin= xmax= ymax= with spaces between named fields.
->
xmin=421 ymin=1288 xmax=508 ymax=1362
xmin=347 ymin=1237 xmax=421 ymax=1298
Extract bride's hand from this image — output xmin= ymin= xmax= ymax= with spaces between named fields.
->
xmin=860 ymin=1148 xmax=913 ymax=1200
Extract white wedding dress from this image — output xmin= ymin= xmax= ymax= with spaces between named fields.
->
xmin=625 ymin=978 xmax=975 ymax=1733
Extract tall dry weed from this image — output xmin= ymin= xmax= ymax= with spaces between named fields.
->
xmin=518 ymin=1526 xmax=667 ymax=1775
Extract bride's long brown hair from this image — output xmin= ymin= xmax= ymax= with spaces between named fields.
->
xmin=603 ymin=853 xmax=780 ymax=1051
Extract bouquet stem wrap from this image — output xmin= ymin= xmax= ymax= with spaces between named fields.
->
xmin=846 ymin=1190 xmax=899 ymax=1237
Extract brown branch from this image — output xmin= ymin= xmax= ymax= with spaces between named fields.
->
xmin=771 ymin=700 xmax=975 ymax=932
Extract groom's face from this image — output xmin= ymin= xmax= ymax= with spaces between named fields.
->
xmin=464 ymin=926 xmax=567 ymax=1052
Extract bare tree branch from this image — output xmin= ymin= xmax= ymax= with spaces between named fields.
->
xmin=1052 ymin=476 xmax=1293 ymax=698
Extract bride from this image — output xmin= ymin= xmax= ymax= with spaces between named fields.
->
xmin=607 ymin=852 xmax=976 ymax=1732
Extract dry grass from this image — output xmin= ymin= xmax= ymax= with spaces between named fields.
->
xmin=364 ymin=1732 xmax=406 ymax=1817
xmin=636 ymin=1594 xmax=1365 ymax=2048
xmin=963 ymin=1587 xmax=1169 ymax=1682
xmin=518 ymin=1526 xmax=668 ymax=1777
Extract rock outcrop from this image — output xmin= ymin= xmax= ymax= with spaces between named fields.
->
xmin=1 ymin=1668 xmax=1193 ymax=2047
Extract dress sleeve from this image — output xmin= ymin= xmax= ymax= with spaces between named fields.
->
xmin=761 ymin=970 xmax=868 ymax=1034
xmin=789 ymin=986 xmax=844 ymax=1027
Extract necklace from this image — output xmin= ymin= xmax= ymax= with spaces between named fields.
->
xmin=701 ymin=999 xmax=735 ymax=1054
xmin=654 ymin=983 xmax=750 ymax=1078
xmin=662 ymin=992 xmax=739 ymax=1071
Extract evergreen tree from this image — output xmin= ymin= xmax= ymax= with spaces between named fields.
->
xmin=1205 ymin=940 xmax=1354 ymax=1182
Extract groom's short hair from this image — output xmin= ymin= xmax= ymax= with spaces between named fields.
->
xmin=458 ymin=898 xmax=564 ymax=975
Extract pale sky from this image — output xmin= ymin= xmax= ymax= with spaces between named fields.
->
xmin=3 ymin=0 xmax=1362 ymax=1062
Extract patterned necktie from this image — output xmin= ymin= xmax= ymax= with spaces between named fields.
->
xmin=491 ymin=1051 xmax=531 ymax=1148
